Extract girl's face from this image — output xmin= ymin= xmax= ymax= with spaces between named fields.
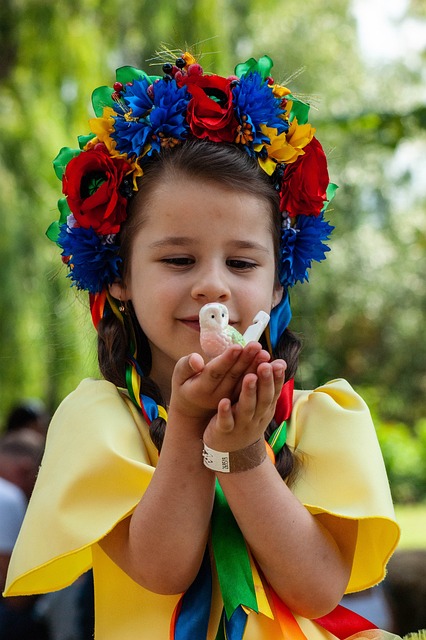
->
xmin=112 ymin=176 xmax=282 ymax=394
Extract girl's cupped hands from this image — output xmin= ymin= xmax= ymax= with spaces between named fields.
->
xmin=169 ymin=342 xmax=284 ymax=424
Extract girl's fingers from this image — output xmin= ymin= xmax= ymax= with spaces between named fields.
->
xmin=204 ymin=343 xmax=262 ymax=386
xmin=204 ymin=344 xmax=244 ymax=380
xmin=173 ymin=352 xmax=205 ymax=385
xmin=235 ymin=374 xmax=258 ymax=420
xmin=236 ymin=348 xmax=271 ymax=379
xmin=272 ymin=360 xmax=287 ymax=399
xmin=254 ymin=364 xmax=275 ymax=412
xmin=247 ymin=360 xmax=285 ymax=418
xmin=216 ymin=398 xmax=235 ymax=433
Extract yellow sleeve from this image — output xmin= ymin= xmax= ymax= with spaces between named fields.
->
xmin=288 ymin=378 xmax=400 ymax=593
xmin=5 ymin=378 xmax=158 ymax=596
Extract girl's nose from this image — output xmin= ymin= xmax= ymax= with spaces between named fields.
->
xmin=191 ymin=265 xmax=231 ymax=302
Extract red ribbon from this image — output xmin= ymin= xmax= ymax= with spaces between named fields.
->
xmin=274 ymin=378 xmax=294 ymax=424
xmin=89 ymin=290 xmax=107 ymax=329
xmin=314 ymin=604 xmax=378 ymax=639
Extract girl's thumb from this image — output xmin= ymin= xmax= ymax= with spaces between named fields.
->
xmin=173 ymin=352 xmax=205 ymax=384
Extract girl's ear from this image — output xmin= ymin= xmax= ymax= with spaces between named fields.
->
xmin=109 ymin=281 xmax=131 ymax=301
xmin=272 ymin=285 xmax=283 ymax=310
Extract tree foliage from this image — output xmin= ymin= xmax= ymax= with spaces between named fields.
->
xmin=0 ymin=0 xmax=424 ymax=436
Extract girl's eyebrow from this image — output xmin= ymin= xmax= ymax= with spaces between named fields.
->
xmin=149 ymin=237 xmax=269 ymax=253
xmin=231 ymin=240 xmax=270 ymax=253
xmin=149 ymin=236 xmax=194 ymax=249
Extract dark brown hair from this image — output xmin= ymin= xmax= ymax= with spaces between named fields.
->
xmin=97 ymin=140 xmax=301 ymax=483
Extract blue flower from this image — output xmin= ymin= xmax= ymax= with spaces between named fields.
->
xmin=279 ymin=214 xmax=334 ymax=287
xmin=149 ymin=79 xmax=190 ymax=145
xmin=58 ymin=223 xmax=121 ymax=293
xmin=122 ymin=77 xmax=154 ymax=116
xmin=232 ymin=73 xmax=288 ymax=151
xmin=112 ymin=78 xmax=190 ymax=158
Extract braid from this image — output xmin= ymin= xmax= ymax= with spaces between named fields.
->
xmin=262 ymin=327 xmax=303 ymax=485
xmin=97 ymin=312 xmax=127 ymax=388
xmin=98 ymin=300 xmax=168 ymax=450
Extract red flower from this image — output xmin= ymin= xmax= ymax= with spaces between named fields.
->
xmin=280 ymin=137 xmax=329 ymax=217
xmin=62 ymin=145 xmax=131 ymax=235
xmin=182 ymin=74 xmax=238 ymax=143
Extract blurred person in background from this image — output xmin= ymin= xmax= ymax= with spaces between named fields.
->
xmin=5 ymin=399 xmax=50 ymax=438
xmin=0 ymin=429 xmax=49 ymax=639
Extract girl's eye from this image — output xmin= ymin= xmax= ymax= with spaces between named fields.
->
xmin=160 ymin=257 xmax=194 ymax=267
xmin=227 ymin=259 xmax=257 ymax=270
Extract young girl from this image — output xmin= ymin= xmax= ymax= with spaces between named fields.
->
xmin=4 ymin=50 xmax=400 ymax=639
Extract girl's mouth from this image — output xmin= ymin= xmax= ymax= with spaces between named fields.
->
xmin=179 ymin=317 xmax=200 ymax=332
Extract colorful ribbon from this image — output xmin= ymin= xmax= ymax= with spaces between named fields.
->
xmin=268 ymin=420 xmax=287 ymax=454
xmin=212 ymin=483 xmax=258 ymax=619
xmin=274 ymin=377 xmax=294 ymax=424
xmin=125 ymin=353 xmax=167 ymax=421
xmin=314 ymin=605 xmax=378 ymax=639
xmin=171 ymin=549 xmax=212 ymax=640
xmin=267 ymin=293 xmax=292 ymax=350
xmin=89 ymin=290 xmax=107 ymax=329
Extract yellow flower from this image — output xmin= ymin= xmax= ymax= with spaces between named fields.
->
xmin=286 ymin=118 xmax=316 ymax=159
xmin=88 ymin=107 xmax=117 ymax=154
xmin=256 ymin=120 xmax=316 ymax=175
xmin=272 ymin=84 xmax=291 ymax=99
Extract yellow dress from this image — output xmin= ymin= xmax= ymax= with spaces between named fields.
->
xmin=4 ymin=378 xmax=400 ymax=639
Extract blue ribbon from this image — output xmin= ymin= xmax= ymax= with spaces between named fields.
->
xmin=174 ymin=549 xmax=212 ymax=640
xmin=140 ymin=394 xmax=159 ymax=421
xmin=269 ymin=292 xmax=292 ymax=349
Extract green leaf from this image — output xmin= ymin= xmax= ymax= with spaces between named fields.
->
xmin=234 ymin=55 xmax=273 ymax=80
xmin=45 ymin=221 xmax=60 ymax=243
xmin=255 ymin=55 xmax=274 ymax=80
xmin=288 ymin=96 xmax=310 ymax=125
xmin=53 ymin=147 xmax=81 ymax=180
xmin=91 ymin=86 xmax=114 ymax=117
xmin=78 ymin=134 xmax=96 ymax=149
xmin=45 ymin=198 xmax=71 ymax=244
xmin=58 ymin=197 xmax=71 ymax=223
xmin=323 ymin=183 xmax=339 ymax=212
xmin=116 ymin=65 xmax=150 ymax=85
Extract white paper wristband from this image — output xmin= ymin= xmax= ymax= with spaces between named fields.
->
xmin=202 ymin=438 xmax=266 ymax=473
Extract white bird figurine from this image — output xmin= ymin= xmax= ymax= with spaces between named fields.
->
xmin=199 ymin=303 xmax=270 ymax=358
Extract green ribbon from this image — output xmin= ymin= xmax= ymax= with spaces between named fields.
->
xmin=268 ymin=421 xmax=287 ymax=455
xmin=211 ymin=481 xmax=258 ymax=620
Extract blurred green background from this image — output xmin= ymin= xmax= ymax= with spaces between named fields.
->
xmin=0 ymin=0 xmax=425 ymax=512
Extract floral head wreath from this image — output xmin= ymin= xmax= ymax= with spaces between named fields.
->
xmin=47 ymin=50 xmax=337 ymax=352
